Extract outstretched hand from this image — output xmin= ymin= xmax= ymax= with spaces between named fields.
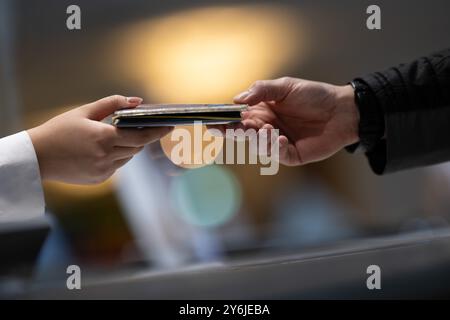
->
xmin=28 ymin=95 xmax=172 ymax=184
xmin=231 ymin=77 xmax=360 ymax=166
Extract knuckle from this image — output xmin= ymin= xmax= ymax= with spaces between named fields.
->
xmin=253 ymin=80 xmax=266 ymax=89
xmin=93 ymin=147 xmax=109 ymax=160
xmin=110 ymin=94 xmax=122 ymax=104
xmin=92 ymin=160 xmax=110 ymax=176
xmin=95 ymin=126 xmax=115 ymax=143
xmin=279 ymin=76 xmax=293 ymax=86
xmin=275 ymin=77 xmax=297 ymax=96
xmin=279 ymin=76 xmax=293 ymax=82
xmin=100 ymin=94 xmax=122 ymax=107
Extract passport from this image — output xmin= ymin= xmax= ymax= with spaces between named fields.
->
xmin=112 ymin=104 xmax=247 ymax=127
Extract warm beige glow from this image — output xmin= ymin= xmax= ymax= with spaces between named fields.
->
xmin=115 ymin=4 xmax=305 ymax=103
xmin=43 ymin=178 xmax=116 ymax=200
xmin=114 ymin=4 xmax=304 ymax=168
xmin=160 ymin=124 xmax=224 ymax=169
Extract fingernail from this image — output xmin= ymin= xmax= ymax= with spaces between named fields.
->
xmin=126 ymin=97 xmax=143 ymax=104
xmin=234 ymin=90 xmax=251 ymax=101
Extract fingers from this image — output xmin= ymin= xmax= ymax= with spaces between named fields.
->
xmin=110 ymin=146 xmax=144 ymax=161
xmin=234 ymin=77 xmax=295 ymax=106
xmin=205 ymin=107 xmax=264 ymax=137
xmin=255 ymin=125 xmax=303 ymax=166
xmin=295 ymin=135 xmax=338 ymax=165
xmin=113 ymin=126 xmax=173 ymax=147
xmin=95 ymin=152 xmax=137 ymax=183
xmin=278 ymin=135 xmax=302 ymax=166
xmin=81 ymin=95 xmax=143 ymax=121
xmin=112 ymin=157 xmax=134 ymax=170
xmin=257 ymin=124 xmax=274 ymax=156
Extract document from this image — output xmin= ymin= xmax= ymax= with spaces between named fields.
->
xmin=112 ymin=104 xmax=247 ymax=127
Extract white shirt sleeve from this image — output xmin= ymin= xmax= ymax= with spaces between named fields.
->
xmin=0 ymin=131 xmax=45 ymax=222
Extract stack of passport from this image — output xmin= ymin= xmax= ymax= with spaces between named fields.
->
xmin=113 ymin=104 xmax=247 ymax=127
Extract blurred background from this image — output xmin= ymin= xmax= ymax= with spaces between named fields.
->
xmin=1 ymin=0 xmax=450 ymax=284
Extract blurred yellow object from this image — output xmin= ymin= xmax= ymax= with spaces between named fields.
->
xmin=115 ymin=4 xmax=304 ymax=168
xmin=160 ymin=124 xmax=224 ymax=169
xmin=43 ymin=178 xmax=116 ymax=201
xmin=115 ymin=4 xmax=305 ymax=103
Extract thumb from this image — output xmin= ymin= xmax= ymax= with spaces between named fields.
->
xmin=234 ymin=78 xmax=294 ymax=106
xmin=81 ymin=95 xmax=143 ymax=121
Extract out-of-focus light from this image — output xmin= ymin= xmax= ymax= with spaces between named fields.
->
xmin=22 ymin=4 xmax=306 ymax=197
xmin=115 ymin=4 xmax=305 ymax=103
xmin=114 ymin=4 xmax=305 ymax=169
xmin=43 ymin=178 xmax=116 ymax=200
xmin=160 ymin=124 xmax=224 ymax=169
xmin=170 ymin=165 xmax=241 ymax=227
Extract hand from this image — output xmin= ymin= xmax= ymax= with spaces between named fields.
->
xmin=232 ymin=77 xmax=359 ymax=166
xmin=28 ymin=95 xmax=172 ymax=184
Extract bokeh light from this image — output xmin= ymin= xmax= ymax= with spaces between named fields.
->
xmin=160 ymin=124 xmax=224 ymax=169
xmin=113 ymin=4 xmax=305 ymax=169
xmin=170 ymin=165 xmax=241 ymax=227
xmin=115 ymin=4 xmax=305 ymax=103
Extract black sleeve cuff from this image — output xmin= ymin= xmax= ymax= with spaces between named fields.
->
xmin=358 ymin=49 xmax=450 ymax=174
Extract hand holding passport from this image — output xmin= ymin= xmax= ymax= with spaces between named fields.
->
xmin=112 ymin=104 xmax=248 ymax=127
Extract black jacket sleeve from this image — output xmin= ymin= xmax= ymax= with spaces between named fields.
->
xmin=356 ymin=48 xmax=450 ymax=174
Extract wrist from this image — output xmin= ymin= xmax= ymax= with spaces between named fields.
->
xmin=335 ymin=84 xmax=360 ymax=146
xmin=27 ymin=126 xmax=50 ymax=181
xmin=350 ymin=79 xmax=385 ymax=152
